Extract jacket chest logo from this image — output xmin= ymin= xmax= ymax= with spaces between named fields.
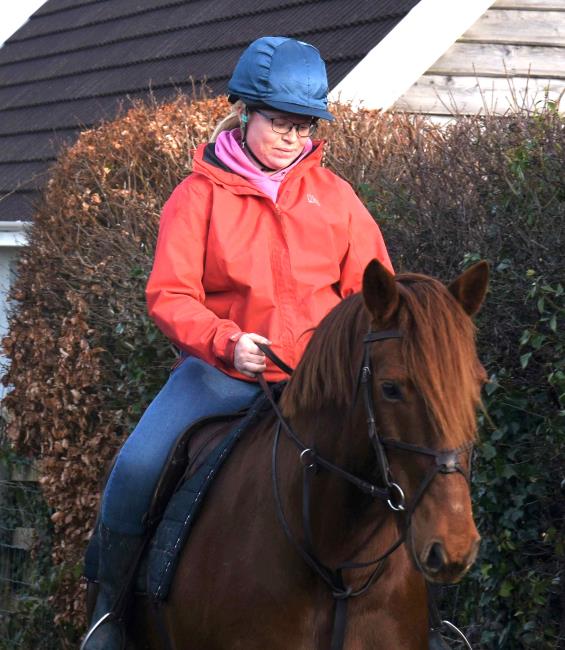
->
xmin=306 ymin=193 xmax=320 ymax=206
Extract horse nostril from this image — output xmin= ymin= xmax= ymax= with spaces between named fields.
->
xmin=424 ymin=542 xmax=445 ymax=573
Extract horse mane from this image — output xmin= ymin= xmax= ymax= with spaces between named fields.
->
xmin=280 ymin=273 xmax=486 ymax=446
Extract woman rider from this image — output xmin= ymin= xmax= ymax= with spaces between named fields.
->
xmin=83 ymin=35 xmax=393 ymax=649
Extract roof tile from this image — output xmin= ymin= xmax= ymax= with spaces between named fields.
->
xmin=0 ymin=191 xmax=38 ymax=221
xmin=0 ymin=0 xmax=421 ymax=220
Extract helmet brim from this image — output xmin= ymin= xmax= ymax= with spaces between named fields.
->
xmin=229 ymin=93 xmax=334 ymax=122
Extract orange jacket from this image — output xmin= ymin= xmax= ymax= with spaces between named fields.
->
xmin=146 ymin=141 xmax=393 ymax=382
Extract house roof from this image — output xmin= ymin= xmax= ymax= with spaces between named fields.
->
xmin=0 ymin=0 xmax=421 ymax=222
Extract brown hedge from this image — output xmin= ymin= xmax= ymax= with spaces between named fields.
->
xmin=2 ymin=95 xmax=232 ymax=625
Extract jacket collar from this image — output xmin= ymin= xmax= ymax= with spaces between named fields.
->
xmin=192 ymin=140 xmax=325 ymax=197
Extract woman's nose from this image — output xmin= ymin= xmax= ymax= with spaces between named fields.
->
xmin=282 ymin=127 xmax=299 ymax=142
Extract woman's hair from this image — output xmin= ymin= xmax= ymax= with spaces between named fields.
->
xmin=210 ymin=99 xmax=245 ymax=142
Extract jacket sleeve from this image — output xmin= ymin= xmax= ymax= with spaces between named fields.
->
xmin=145 ymin=177 xmax=242 ymax=365
xmin=338 ymin=186 xmax=394 ymax=298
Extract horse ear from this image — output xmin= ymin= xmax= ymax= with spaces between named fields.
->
xmin=362 ymin=259 xmax=399 ymax=324
xmin=448 ymin=261 xmax=489 ymax=316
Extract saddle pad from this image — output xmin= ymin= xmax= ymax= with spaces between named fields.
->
xmin=147 ymin=388 xmax=280 ymax=601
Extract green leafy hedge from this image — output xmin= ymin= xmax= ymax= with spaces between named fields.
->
xmin=345 ymin=107 xmax=564 ymax=649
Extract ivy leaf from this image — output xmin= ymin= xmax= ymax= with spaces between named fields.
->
xmin=482 ymin=441 xmax=497 ymax=460
xmin=519 ymin=329 xmax=531 ymax=346
xmin=531 ymin=334 xmax=545 ymax=349
xmin=499 ymin=580 xmax=514 ymax=598
xmin=485 ymin=380 xmax=499 ymax=396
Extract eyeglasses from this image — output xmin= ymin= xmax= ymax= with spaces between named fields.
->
xmin=253 ymin=109 xmax=317 ymax=137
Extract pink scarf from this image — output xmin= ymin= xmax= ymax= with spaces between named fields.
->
xmin=214 ymin=128 xmax=313 ymax=203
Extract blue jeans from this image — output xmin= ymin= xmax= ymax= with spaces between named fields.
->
xmin=101 ymin=357 xmax=262 ymax=535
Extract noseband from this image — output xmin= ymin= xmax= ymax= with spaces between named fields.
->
xmin=257 ymin=329 xmax=474 ymax=650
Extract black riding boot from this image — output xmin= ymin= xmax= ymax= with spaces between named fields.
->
xmin=81 ymin=524 xmax=145 ymax=650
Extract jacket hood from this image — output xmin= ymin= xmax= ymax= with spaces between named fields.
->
xmin=191 ymin=140 xmax=325 ymax=196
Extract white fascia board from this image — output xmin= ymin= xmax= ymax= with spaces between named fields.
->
xmin=329 ymin=0 xmax=495 ymax=110
xmin=0 ymin=221 xmax=31 ymax=247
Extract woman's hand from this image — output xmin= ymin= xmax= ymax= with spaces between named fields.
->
xmin=234 ymin=333 xmax=272 ymax=378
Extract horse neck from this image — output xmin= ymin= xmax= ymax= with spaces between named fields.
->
xmin=282 ymin=402 xmax=396 ymax=565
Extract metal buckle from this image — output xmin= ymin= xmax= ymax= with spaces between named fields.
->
xmin=300 ymin=448 xmax=317 ymax=470
xmin=386 ymin=482 xmax=406 ymax=511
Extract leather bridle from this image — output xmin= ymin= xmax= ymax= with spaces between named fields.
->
xmin=257 ymin=329 xmax=474 ymax=650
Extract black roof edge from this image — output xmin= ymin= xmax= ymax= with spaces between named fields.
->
xmin=5 ymin=0 xmax=313 ymax=46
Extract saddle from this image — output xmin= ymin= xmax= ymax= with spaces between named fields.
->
xmin=84 ymin=385 xmax=285 ymax=601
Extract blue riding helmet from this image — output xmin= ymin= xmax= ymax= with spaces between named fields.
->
xmin=228 ymin=36 xmax=334 ymax=121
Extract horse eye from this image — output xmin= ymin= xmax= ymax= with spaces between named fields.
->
xmin=381 ymin=381 xmax=403 ymax=401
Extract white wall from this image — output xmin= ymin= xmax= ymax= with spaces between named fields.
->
xmin=395 ymin=0 xmax=565 ymax=116
xmin=329 ymin=0 xmax=495 ymax=110
xmin=329 ymin=0 xmax=565 ymax=117
xmin=0 ymin=224 xmax=29 ymax=400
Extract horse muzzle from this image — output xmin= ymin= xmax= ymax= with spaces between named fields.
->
xmin=419 ymin=535 xmax=480 ymax=584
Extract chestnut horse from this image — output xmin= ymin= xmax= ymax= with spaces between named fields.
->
xmin=131 ymin=259 xmax=488 ymax=649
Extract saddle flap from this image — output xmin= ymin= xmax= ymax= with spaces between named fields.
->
xmin=144 ymin=412 xmax=244 ymax=529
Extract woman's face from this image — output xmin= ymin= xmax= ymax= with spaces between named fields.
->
xmin=242 ymin=108 xmax=313 ymax=170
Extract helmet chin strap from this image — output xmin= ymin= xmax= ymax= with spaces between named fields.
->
xmin=244 ymin=143 xmax=279 ymax=172
xmin=240 ymin=107 xmax=282 ymax=173
xmin=240 ymin=109 xmax=251 ymax=151
xmin=241 ymin=106 xmax=277 ymax=172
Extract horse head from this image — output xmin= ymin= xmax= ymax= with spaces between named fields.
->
xmin=361 ymin=259 xmax=488 ymax=584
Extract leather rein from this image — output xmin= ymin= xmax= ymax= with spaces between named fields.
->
xmin=256 ymin=331 xmax=474 ymax=650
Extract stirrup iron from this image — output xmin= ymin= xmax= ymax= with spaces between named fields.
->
xmin=80 ymin=612 xmax=123 ymax=650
